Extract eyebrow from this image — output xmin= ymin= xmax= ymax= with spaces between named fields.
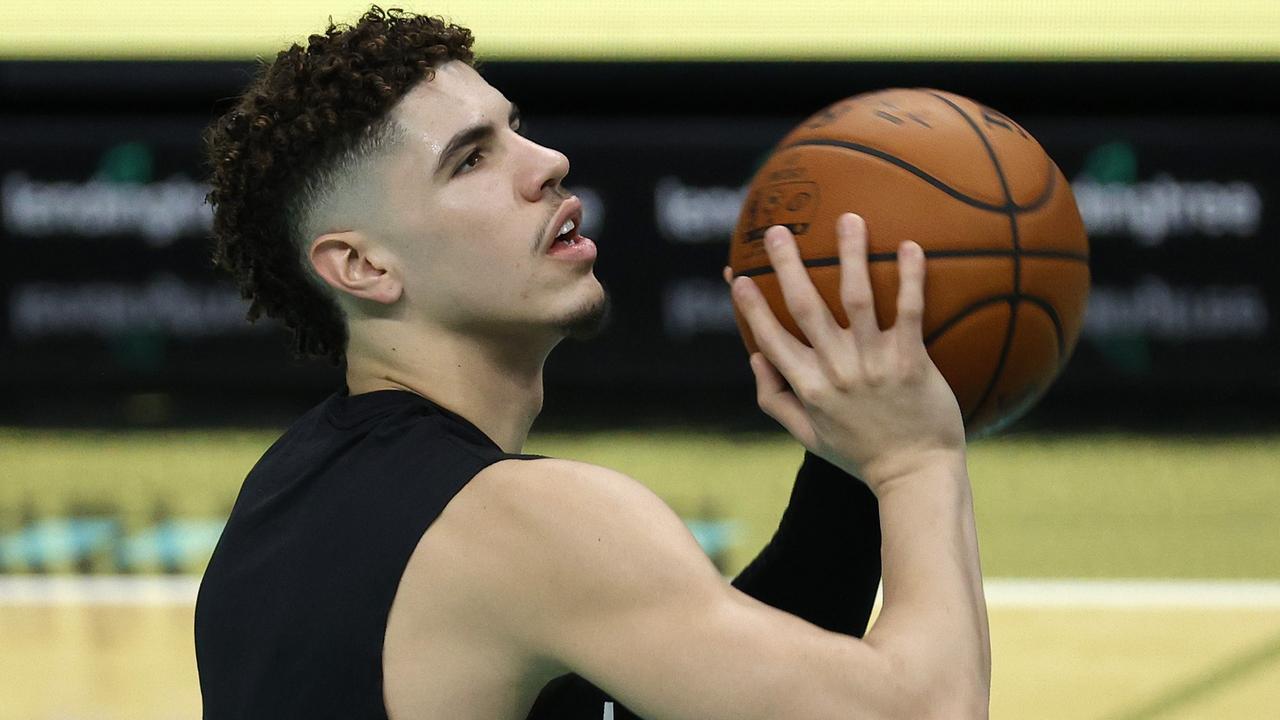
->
xmin=433 ymin=102 xmax=522 ymax=177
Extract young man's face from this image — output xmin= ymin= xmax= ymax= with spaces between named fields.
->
xmin=372 ymin=60 xmax=606 ymax=343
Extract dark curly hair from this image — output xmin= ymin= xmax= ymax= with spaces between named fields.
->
xmin=204 ymin=6 xmax=476 ymax=365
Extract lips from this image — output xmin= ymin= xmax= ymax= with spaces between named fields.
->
xmin=544 ymin=196 xmax=583 ymax=252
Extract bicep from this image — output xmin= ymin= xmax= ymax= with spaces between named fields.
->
xmin=466 ymin=460 xmax=907 ymax=720
xmin=559 ymin=574 xmax=898 ymax=720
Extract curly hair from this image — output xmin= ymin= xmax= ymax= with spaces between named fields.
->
xmin=204 ymin=6 xmax=476 ymax=365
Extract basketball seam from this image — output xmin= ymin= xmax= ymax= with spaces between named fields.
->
xmin=924 ymin=295 xmax=1012 ymax=347
xmin=915 ymin=294 xmax=1067 ymax=416
xmin=738 ymin=256 xmax=1073 ymax=358
xmin=923 ymin=294 xmax=1066 ymax=363
xmin=927 ymin=91 xmax=1021 ymax=427
xmin=734 ymin=248 xmax=1088 ymax=278
xmin=778 ymin=143 xmax=1059 ymax=215
xmin=781 ymin=138 xmax=1009 ymax=213
xmin=741 ymin=255 xmax=1075 ymax=361
xmin=1021 ymin=296 xmax=1067 ymax=361
xmin=920 ymin=294 xmax=1066 ymax=398
xmin=1019 ymin=158 xmax=1059 ymax=213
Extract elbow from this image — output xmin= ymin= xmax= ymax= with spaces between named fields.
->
xmin=913 ymin=671 xmax=990 ymax=720
xmin=880 ymin=657 xmax=990 ymax=720
xmin=835 ymin=686 xmax=986 ymax=720
xmin=883 ymin=687 xmax=987 ymax=720
xmin=921 ymin=690 xmax=989 ymax=720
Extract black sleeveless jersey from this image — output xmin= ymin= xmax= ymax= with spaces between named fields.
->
xmin=194 ymin=387 xmax=642 ymax=718
xmin=195 ymin=386 xmax=880 ymax=719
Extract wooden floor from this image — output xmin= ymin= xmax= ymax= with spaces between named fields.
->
xmin=3 ymin=582 xmax=1279 ymax=720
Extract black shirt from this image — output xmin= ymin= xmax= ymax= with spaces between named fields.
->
xmin=195 ymin=387 xmax=880 ymax=718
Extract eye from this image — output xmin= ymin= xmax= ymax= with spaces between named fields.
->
xmin=455 ymin=148 xmax=484 ymax=175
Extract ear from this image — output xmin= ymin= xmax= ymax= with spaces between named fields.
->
xmin=308 ymin=231 xmax=403 ymax=305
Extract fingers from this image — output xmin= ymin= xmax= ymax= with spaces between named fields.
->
xmin=731 ymin=275 xmax=807 ymax=378
xmin=762 ymin=225 xmax=844 ymax=356
xmin=836 ymin=213 xmax=880 ymax=340
xmin=894 ymin=240 xmax=927 ymax=359
xmin=748 ymin=353 xmax=817 ymax=448
xmin=732 ymin=217 xmax=929 ymax=394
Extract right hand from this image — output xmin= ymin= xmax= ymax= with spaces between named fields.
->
xmin=728 ymin=213 xmax=966 ymax=489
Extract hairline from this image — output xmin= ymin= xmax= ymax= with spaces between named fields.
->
xmin=287 ymin=115 xmax=411 ymax=308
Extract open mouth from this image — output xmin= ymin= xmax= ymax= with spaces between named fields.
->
xmin=545 ymin=197 xmax=585 ymax=254
xmin=552 ymin=216 xmax=581 ymax=248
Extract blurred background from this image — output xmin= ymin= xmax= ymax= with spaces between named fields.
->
xmin=1 ymin=1 xmax=1278 ymax=718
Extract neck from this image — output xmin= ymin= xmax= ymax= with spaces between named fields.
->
xmin=344 ymin=321 xmax=555 ymax=453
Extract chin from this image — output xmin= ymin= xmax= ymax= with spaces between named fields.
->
xmin=558 ymin=283 xmax=611 ymax=341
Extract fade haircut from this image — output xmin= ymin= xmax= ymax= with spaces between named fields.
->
xmin=204 ymin=5 xmax=476 ymax=365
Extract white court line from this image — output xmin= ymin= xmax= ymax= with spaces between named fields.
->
xmin=983 ymin=578 xmax=1280 ymax=609
xmin=0 ymin=576 xmax=201 ymax=605
xmin=2 ymin=577 xmax=1280 ymax=608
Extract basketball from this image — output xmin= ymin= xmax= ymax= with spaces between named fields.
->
xmin=729 ymin=88 xmax=1091 ymax=438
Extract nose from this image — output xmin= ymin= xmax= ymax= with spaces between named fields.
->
xmin=517 ymin=135 xmax=570 ymax=202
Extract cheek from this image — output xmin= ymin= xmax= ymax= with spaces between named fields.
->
xmin=418 ymin=225 xmax=535 ymax=304
xmin=413 ymin=184 xmax=548 ymax=299
xmin=438 ymin=195 xmax=534 ymax=274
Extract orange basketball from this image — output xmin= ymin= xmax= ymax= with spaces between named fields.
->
xmin=729 ymin=88 xmax=1090 ymax=438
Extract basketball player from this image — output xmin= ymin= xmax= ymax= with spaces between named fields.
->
xmin=195 ymin=7 xmax=990 ymax=719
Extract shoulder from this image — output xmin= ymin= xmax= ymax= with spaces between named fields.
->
xmin=398 ymin=456 xmax=724 ymax=642
xmin=457 ymin=457 xmax=700 ymax=573
xmin=466 ymin=457 xmax=664 ymax=522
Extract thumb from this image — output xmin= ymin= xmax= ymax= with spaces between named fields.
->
xmin=749 ymin=353 xmax=817 ymax=449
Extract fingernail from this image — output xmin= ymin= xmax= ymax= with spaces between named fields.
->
xmin=767 ymin=226 xmax=786 ymax=247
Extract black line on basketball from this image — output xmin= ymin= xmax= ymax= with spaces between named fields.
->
xmin=922 ymin=295 xmax=1015 ymax=347
xmin=1015 ymin=159 xmax=1058 ymax=214
xmin=1019 ymin=295 xmax=1067 ymax=361
xmin=871 ymin=248 xmax=1087 ymax=262
xmin=782 ymin=139 xmax=1010 ymax=214
xmin=734 ymin=248 xmax=1088 ymax=278
xmin=930 ymin=91 xmax=1023 ymax=426
xmin=783 ymin=139 xmax=1056 ymax=215
xmin=1018 ymin=248 xmax=1088 ymax=262
xmin=964 ymin=299 xmax=1018 ymax=426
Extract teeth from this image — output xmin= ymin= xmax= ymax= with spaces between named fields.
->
xmin=558 ymin=219 xmax=576 ymax=237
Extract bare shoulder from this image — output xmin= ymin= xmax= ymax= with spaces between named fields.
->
xmin=457 ymin=457 xmax=715 ymax=584
xmin=472 ymin=456 xmax=652 ymax=499
xmin=464 ymin=457 xmax=673 ymax=531
xmin=399 ymin=456 xmax=724 ymax=648
xmin=386 ymin=459 xmax=678 ymax=715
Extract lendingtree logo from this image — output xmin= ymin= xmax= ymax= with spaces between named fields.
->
xmin=2 ymin=140 xmax=211 ymax=247
xmin=1070 ymin=140 xmax=1262 ymax=247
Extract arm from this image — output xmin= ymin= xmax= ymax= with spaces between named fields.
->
xmin=727 ymin=214 xmax=990 ymax=710
xmin=731 ymin=451 xmax=881 ymax=638
xmin=525 ymin=453 xmax=880 ymax=718
xmin=440 ymin=455 xmax=976 ymax=720
xmin=478 ymin=215 xmax=977 ymax=712
xmin=448 ymin=214 xmax=986 ymax=719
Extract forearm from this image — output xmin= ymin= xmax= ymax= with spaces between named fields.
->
xmin=731 ymin=451 xmax=881 ymax=637
xmin=862 ymin=451 xmax=991 ymax=711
